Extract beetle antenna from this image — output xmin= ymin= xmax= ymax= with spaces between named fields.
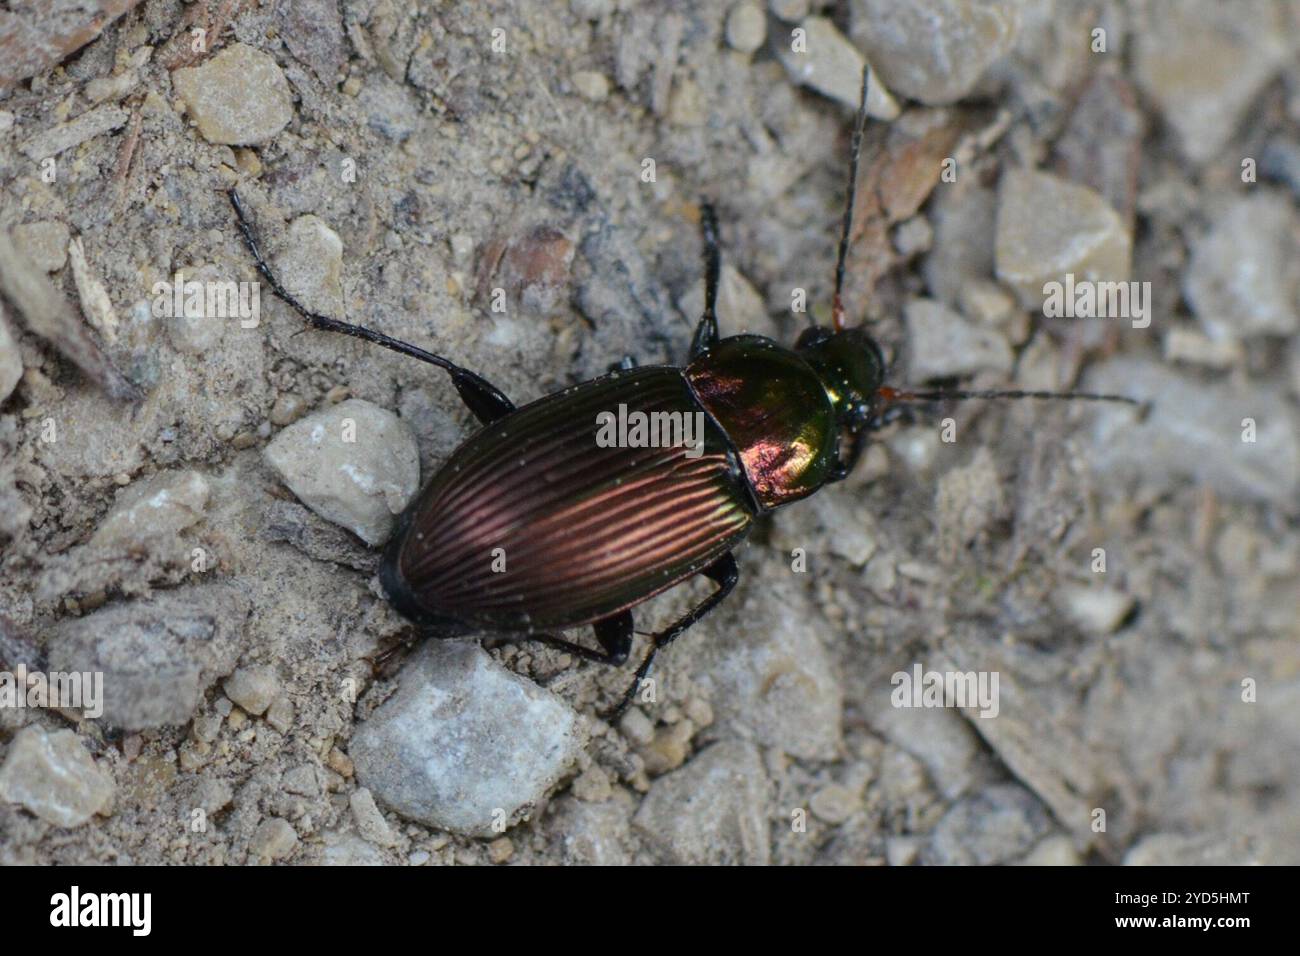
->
xmin=878 ymin=385 xmax=1146 ymax=409
xmin=831 ymin=65 xmax=872 ymax=333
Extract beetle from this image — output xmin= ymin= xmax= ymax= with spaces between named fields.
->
xmin=229 ymin=69 xmax=1137 ymax=717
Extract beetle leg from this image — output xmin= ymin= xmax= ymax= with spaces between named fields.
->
xmin=228 ymin=188 xmax=516 ymax=425
xmin=519 ymin=611 xmax=633 ymax=666
xmin=828 ymin=429 xmax=868 ymax=482
xmin=607 ymin=552 xmax=739 ymax=720
xmin=688 ymin=202 xmax=722 ymax=359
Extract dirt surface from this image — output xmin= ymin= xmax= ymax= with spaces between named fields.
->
xmin=0 ymin=0 xmax=1297 ymax=865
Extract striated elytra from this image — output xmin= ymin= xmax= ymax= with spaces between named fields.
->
xmin=230 ymin=68 xmax=1138 ymax=717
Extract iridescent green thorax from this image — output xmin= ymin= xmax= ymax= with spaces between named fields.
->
xmin=794 ymin=327 xmax=886 ymax=426
xmin=686 ymin=335 xmax=837 ymax=510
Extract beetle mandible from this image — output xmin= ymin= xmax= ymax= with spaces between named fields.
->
xmin=229 ymin=68 xmax=1138 ymax=717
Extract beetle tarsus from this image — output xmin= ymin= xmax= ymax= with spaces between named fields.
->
xmin=603 ymin=552 xmax=739 ymax=723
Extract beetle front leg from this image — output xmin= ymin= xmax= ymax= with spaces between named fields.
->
xmin=607 ymin=552 xmax=739 ymax=720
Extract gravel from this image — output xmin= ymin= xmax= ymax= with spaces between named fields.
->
xmin=1 ymin=0 xmax=1296 ymax=868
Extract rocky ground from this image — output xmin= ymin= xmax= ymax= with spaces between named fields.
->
xmin=0 ymin=0 xmax=1297 ymax=865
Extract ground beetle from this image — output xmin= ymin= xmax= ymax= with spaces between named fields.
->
xmin=230 ymin=69 xmax=1137 ymax=717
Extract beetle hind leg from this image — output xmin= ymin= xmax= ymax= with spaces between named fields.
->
xmin=606 ymin=552 xmax=739 ymax=721
xmin=228 ymin=188 xmax=515 ymax=425
xmin=518 ymin=611 xmax=634 ymax=666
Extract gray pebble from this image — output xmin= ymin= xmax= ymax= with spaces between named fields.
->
xmin=1184 ymin=194 xmax=1298 ymax=339
xmin=223 ymin=666 xmax=280 ymax=717
xmin=905 ymin=298 xmax=1012 ymax=380
xmin=633 ymin=739 xmax=770 ymax=864
xmin=89 ymin=469 xmax=210 ymax=551
xmin=350 ymin=641 xmax=584 ymax=836
xmin=47 ymin=585 xmax=248 ymax=730
xmin=0 ymin=726 xmax=115 ymax=827
xmin=725 ymin=2 xmax=767 ymax=54
xmin=173 ymin=44 xmax=294 ymax=145
xmin=849 ymin=0 xmax=1022 ymax=105
xmin=263 ymin=398 xmax=420 ymax=546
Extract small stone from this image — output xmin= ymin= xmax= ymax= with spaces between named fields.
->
xmin=11 ymin=221 xmax=69 ymax=272
xmin=487 ymin=837 xmax=515 ymax=864
xmin=1163 ymin=328 xmax=1243 ymax=369
xmin=223 ymin=666 xmax=280 ymax=716
xmin=1132 ymin=0 xmax=1291 ymax=165
xmin=327 ymin=747 xmax=355 ymax=778
xmin=275 ymin=215 xmax=345 ymax=319
xmin=886 ymin=836 xmax=921 ymax=866
xmin=905 ymin=298 xmax=1012 ymax=381
xmin=173 ymin=43 xmax=294 ymax=146
xmin=639 ymin=720 xmax=695 ymax=775
xmin=408 ymin=849 xmax=430 ymax=865
xmin=283 ymin=764 xmax=321 ymax=796
xmin=768 ymin=0 xmax=809 ymax=20
xmin=922 ymin=784 xmax=1051 ymax=865
xmin=571 ymin=70 xmax=610 ymax=102
xmin=269 ymin=394 xmax=308 ymax=427
xmin=850 ymin=0 xmax=1023 ymax=104
xmin=995 ymin=169 xmax=1132 ymax=311
xmin=350 ymin=642 xmax=584 ymax=836
xmin=550 ymin=795 xmax=634 ymax=865
xmin=1056 ymin=584 xmax=1135 ymax=635
xmin=493 ymin=227 xmax=575 ymax=316
xmin=250 ymin=817 xmax=299 ymax=861
xmin=191 ymin=714 xmax=222 ymax=743
xmin=265 ymin=696 xmax=294 ymax=734
xmin=0 ymin=306 xmax=21 ymax=404
xmin=47 ymin=585 xmax=248 ymax=730
xmin=809 ymin=783 xmax=860 ymax=824
xmin=263 ymin=399 xmax=420 ymax=546
xmin=633 ymin=740 xmax=770 ymax=865
xmin=90 ymin=469 xmax=210 ymax=551
xmin=892 ymin=216 xmax=933 ymax=256
xmin=571 ymin=765 xmax=613 ymax=802
xmin=725 ymin=2 xmax=767 ymax=54
xmin=959 ymin=278 xmax=1017 ymax=326
xmin=351 ymin=787 xmax=400 ymax=847
xmin=667 ymin=78 xmax=707 ymax=127
xmin=618 ymin=707 xmax=655 ymax=746
xmin=19 ymin=104 xmax=128 ymax=159
xmin=1183 ymin=195 xmax=1299 ymax=340
xmin=777 ymin=17 xmax=899 ymax=119
xmin=0 ymin=726 xmax=115 ymax=827
xmin=1019 ymin=834 xmax=1082 ymax=866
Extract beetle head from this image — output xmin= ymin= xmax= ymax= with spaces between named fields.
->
xmin=795 ymin=326 xmax=886 ymax=430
